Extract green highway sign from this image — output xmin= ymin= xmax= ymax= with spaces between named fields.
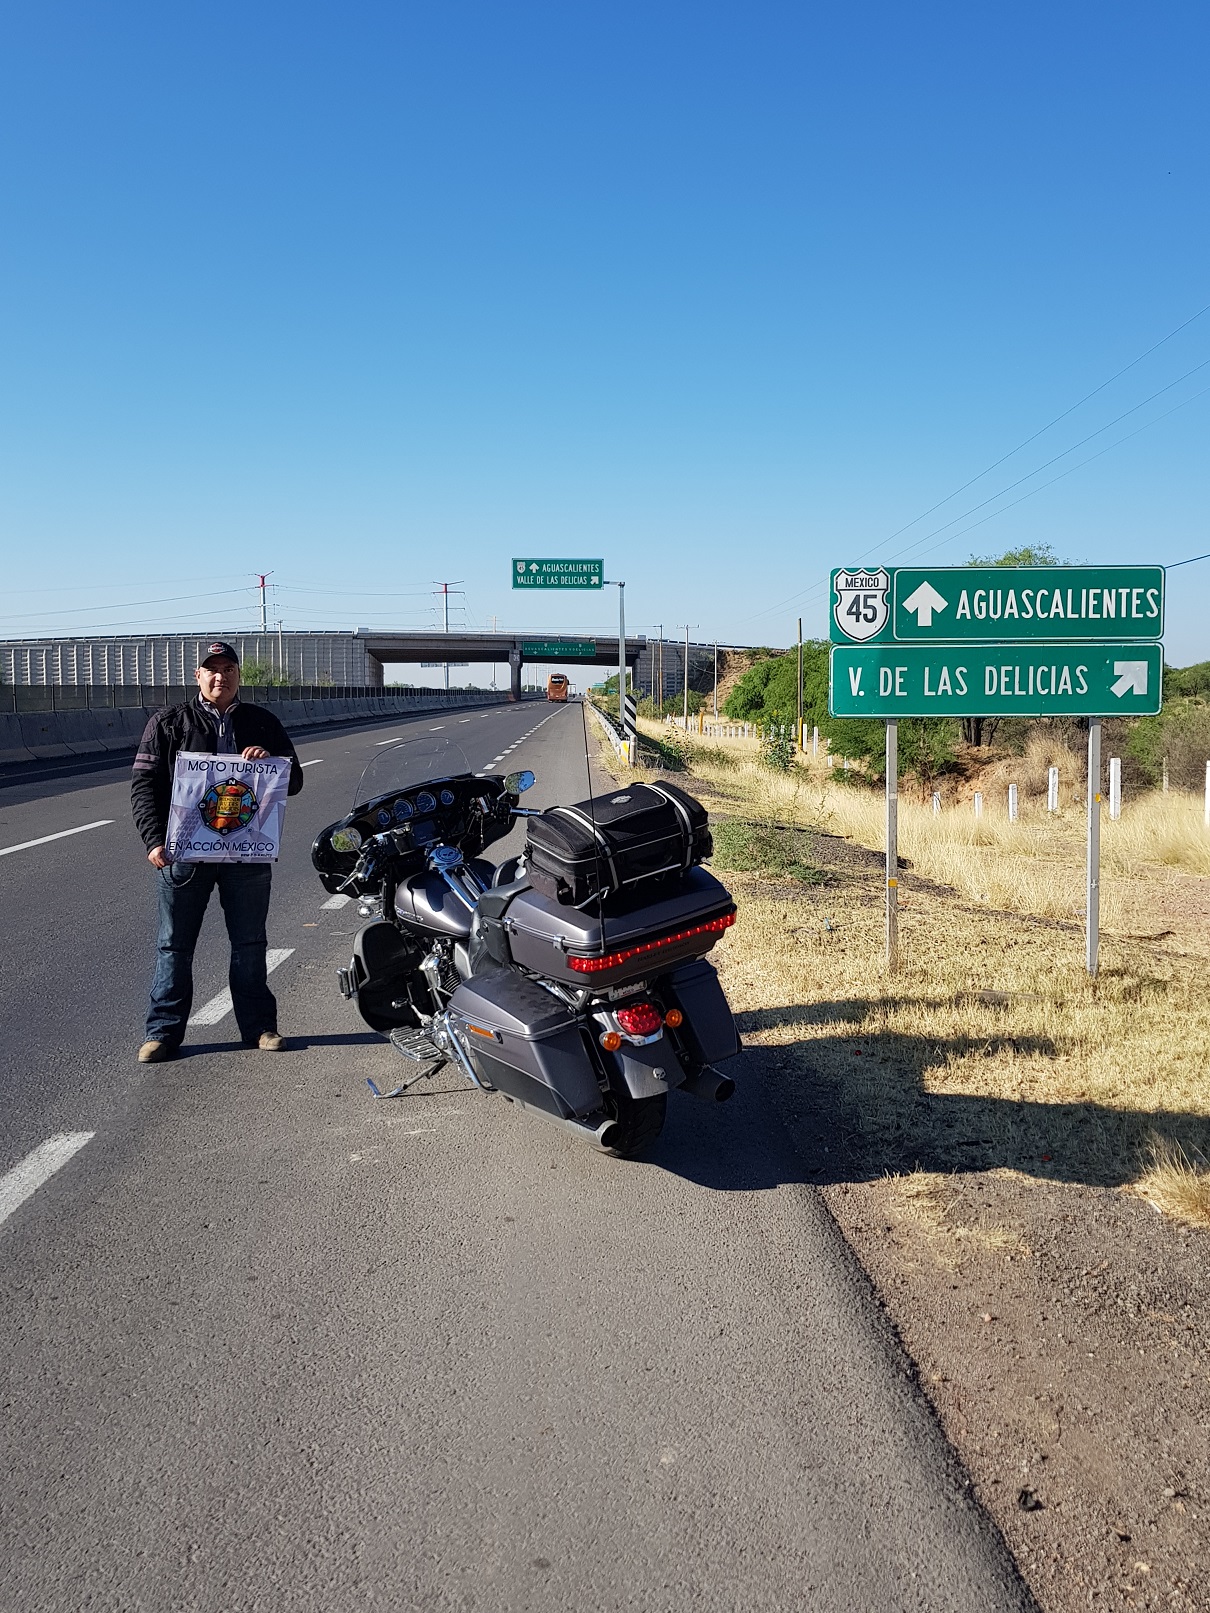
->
xmin=520 ymin=639 xmax=598 ymax=658
xmin=829 ymin=642 xmax=1163 ymax=718
xmin=512 ymin=558 xmax=603 ymax=589
xmin=830 ymin=565 xmax=1164 ymax=644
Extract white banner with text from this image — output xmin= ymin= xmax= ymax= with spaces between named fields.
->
xmin=165 ymin=752 xmax=291 ymax=863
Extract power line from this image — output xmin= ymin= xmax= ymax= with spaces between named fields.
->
xmin=862 ymin=296 xmax=1210 ymax=558
xmin=1167 ymin=551 xmax=1210 ymax=569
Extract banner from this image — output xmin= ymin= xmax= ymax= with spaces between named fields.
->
xmin=165 ymin=752 xmax=292 ymax=863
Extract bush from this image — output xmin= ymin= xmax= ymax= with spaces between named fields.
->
xmin=1128 ymin=701 xmax=1210 ymax=790
xmin=710 ymin=820 xmax=823 ymax=883
xmin=761 ymin=726 xmax=796 ymax=773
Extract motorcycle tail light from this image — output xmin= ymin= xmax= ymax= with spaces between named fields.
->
xmin=567 ymin=911 xmax=736 ymax=974
xmin=664 ymin=1008 xmax=684 ymax=1028
xmin=600 ymin=1030 xmax=623 ymax=1051
xmin=615 ymin=1002 xmax=663 ymax=1037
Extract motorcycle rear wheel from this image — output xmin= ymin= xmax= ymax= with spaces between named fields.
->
xmin=605 ymin=1090 xmax=667 ymax=1158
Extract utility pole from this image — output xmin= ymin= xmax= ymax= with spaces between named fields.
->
xmin=256 ymin=572 xmax=273 ymax=634
xmin=433 ymin=580 xmax=464 ymax=691
xmin=657 ymin=624 xmax=663 ymax=715
xmin=796 ymin=617 xmax=803 ymax=751
xmin=713 ymin=641 xmax=719 ymax=719
xmin=679 ymin=624 xmax=698 ymax=729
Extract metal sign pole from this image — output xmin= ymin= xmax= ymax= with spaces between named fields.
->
xmin=1087 ymin=717 xmax=1102 ymax=976
xmin=886 ymin=720 xmax=899 ymax=972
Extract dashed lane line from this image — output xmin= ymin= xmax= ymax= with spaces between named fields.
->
xmin=321 ymin=893 xmax=353 ymax=910
xmin=188 ymin=949 xmax=295 ymax=1026
xmin=0 ymin=1133 xmax=94 ymax=1230
xmin=0 ymin=821 xmax=115 ymax=859
xmin=301 ymin=759 xmax=324 ymax=767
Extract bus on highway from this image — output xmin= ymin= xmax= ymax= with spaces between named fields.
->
xmin=546 ymin=672 xmax=569 ymax=702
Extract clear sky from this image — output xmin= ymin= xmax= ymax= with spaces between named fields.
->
xmin=2 ymin=1 xmax=1207 ymax=667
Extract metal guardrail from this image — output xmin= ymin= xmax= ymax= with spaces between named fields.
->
xmin=585 ymin=700 xmax=634 ymax=765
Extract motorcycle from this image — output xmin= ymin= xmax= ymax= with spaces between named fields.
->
xmin=311 ymin=734 xmax=741 ymax=1156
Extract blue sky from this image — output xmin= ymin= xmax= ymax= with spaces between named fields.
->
xmin=1 ymin=1 xmax=1207 ymax=668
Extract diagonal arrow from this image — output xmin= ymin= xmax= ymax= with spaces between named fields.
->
xmin=1111 ymin=661 xmax=1148 ymax=698
xmin=901 ymin=580 xmax=948 ymax=628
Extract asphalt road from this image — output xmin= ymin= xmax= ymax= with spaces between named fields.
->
xmin=0 ymin=699 xmax=1035 ymax=1612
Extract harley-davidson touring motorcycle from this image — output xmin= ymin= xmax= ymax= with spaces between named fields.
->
xmin=311 ymin=734 xmax=741 ymax=1156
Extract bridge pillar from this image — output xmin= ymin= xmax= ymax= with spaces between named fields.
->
xmin=509 ymin=648 xmax=522 ymax=702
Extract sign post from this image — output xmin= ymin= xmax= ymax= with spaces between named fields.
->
xmin=1087 ymin=720 xmax=1102 ymax=975
xmin=886 ymin=721 xmax=899 ymax=972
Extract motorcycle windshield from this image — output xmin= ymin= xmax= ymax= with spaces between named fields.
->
xmin=353 ymin=734 xmax=476 ymax=810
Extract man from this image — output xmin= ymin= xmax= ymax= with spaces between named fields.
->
xmin=131 ymin=640 xmax=305 ymax=1062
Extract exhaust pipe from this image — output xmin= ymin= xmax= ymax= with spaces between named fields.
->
xmin=558 ymin=1114 xmax=621 ymax=1151
xmin=678 ymin=1065 xmax=736 ymax=1103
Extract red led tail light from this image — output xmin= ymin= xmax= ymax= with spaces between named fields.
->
xmin=567 ymin=911 xmax=736 ymax=974
xmin=615 ymin=1002 xmax=663 ymax=1037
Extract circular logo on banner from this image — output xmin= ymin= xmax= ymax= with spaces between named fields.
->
xmin=200 ymin=781 xmax=258 ymax=835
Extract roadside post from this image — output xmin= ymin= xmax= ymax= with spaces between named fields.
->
xmin=886 ymin=721 xmax=899 ymax=971
xmin=796 ymin=618 xmax=804 ymax=752
xmin=1109 ymin=757 xmax=1122 ymax=821
xmin=828 ymin=563 xmax=1164 ymax=976
xmin=1087 ymin=721 xmax=1102 ymax=974
xmin=1008 ymin=783 xmax=1018 ymax=822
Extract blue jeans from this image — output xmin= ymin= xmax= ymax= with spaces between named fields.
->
xmin=146 ymin=862 xmax=277 ymax=1046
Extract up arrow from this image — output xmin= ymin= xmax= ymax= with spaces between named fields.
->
xmin=901 ymin=580 xmax=949 ymax=628
xmin=1111 ymin=661 xmax=1149 ymax=698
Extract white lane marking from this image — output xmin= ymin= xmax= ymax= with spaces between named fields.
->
xmin=301 ymin=759 xmax=324 ymax=767
xmin=459 ymin=718 xmax=471 ymax=723
xmin=188 ymin=948 xmax=295 ymax=1025
xmin=0 ymin=1133 xmax=94 ymax=1229
xmin=0 ymin=821 xmax=114 ymax=860
xmin=321 ymin=893 xmax=353 ymax=910
xmin=375 ymin=736 xmax=403 ymax=745
xmin=430 ymin=725 xmax=445 ymax=730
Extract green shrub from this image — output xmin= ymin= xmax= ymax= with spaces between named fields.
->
xmin=711 ymin=820 xmax=823 ymax=883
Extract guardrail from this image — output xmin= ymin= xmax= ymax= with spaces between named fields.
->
xmin=585 ymin=701 xmax=634 ymax=766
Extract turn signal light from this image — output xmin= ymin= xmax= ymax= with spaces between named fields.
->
xmin=599 ymin=1030 xmax=623 ymax=1051
xmin=567 ymin=911 xmax=736 ymax=974
xmin=615 ymin=1002 xmax=663 ymax=1038
xmin=664 ymin=1008 xmax=684 ymax=1028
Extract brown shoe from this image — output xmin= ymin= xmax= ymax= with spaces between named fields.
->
xmin=138 ymin=1040 xmax=175 ymax=1063
xmin=257 ymin=1031 xmax=286 ymax=1052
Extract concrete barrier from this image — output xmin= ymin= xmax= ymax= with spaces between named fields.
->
xmin=0 ymin=690 xmax=516 ymax=774
xmin=0 ymin=713 xmax=35 ymax=766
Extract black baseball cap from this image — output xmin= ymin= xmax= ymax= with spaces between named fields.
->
xmin=199 ymin=640 xmax=240 ymax=666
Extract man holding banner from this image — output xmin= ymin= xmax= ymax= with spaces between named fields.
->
xmin=131 ymin=641 xmax=304 ymax=1062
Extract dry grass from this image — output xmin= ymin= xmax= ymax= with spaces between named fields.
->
xmin=1133 ymin=1138 xmax=1210 ymax=1228
xmin=607 ymin=719 xmax=1210 ymax=1211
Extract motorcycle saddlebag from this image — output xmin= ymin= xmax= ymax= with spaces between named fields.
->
xmin=524 ymin=780 xmax=712 ymax=906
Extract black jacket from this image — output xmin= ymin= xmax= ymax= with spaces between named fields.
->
xmin=131 ymin=698 xmax=304 ymax=852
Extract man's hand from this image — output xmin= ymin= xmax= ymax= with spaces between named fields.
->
xmin=148 ymin=846 xmax=170 ymax=869
xmin=241 ymin=746 xmax=270 ymax=760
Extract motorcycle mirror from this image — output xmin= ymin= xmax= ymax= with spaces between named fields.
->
xmin=331 ymin=826 xmax=363 ymax=854
xmin=504 ymin=769 xmax=535 ymax=794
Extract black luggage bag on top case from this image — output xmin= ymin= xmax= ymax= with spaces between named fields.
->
xmin=524 ymin=780 xmax=712 ymax=906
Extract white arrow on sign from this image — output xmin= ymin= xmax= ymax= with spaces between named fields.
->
xmin=1111 ymin=661 xmax=1149 ymax=698
xmin=901 ymin=580 xmax=949 ymax=628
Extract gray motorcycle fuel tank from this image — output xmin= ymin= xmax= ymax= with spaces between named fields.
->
xmin=394 ymin=871 xmax=474 ymax=938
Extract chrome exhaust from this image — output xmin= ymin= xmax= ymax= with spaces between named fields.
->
xmin=678 ymin=1065 xmax=736 ymax=1103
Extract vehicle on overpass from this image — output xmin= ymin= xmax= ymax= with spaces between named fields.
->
xmin=546 ymin=672 xmax=569 ymax=702
xmin=312 ymin=737 xmax=740 ymax=1156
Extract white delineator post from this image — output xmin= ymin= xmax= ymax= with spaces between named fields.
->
xmin=886 ymin=721 xmax=899 ymax=973
xmin=1008 ymin=783 xmax=1018 ymax=822
xmin=1204 ymin=760 xmax=1209 ymax=828
xmin=1087 ymin=719 xmax=1102 ymax=977
xmin=1109 ymin=756 xmax=1122 ymax=821
xmin=973 ymin=792 xmax=983 ymax=818
xmin=932 ymin=791 xmax=941 ymax=815
xmin=1048 ymin=765 xmax=1059 ymax=813
xmin=812 ymin=726 xmax=819 ymax=757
